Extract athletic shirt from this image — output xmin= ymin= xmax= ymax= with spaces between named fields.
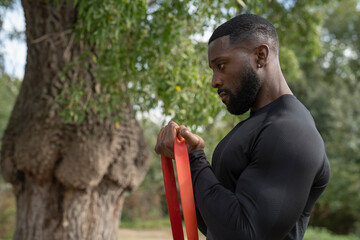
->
xmin=189 ymin=94 xmax=330 ymax=240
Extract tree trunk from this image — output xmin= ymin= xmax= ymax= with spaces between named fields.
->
xmin=0 ymin=1 xmax=149 ymax=239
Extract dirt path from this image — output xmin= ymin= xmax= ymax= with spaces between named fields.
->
xmin=118 ymin=228 xmax=206 ymax=240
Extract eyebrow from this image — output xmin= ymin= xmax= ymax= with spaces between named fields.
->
xmin=210 ymin=56 xmax=225 ymax=63
xmin=208 ymin=56 xmax=228 ymax=68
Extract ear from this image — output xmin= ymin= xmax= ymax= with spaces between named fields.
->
xmin=254 ymin=44 xmax=269 ymax=68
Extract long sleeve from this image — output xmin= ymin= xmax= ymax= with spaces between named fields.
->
xmin=188 ymin=117 xmax=329 ymax=240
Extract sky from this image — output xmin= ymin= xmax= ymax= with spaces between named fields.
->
xmin=1 ymin=0 xmax=26 ymax=79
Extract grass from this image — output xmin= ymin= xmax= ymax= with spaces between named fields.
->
xmin=121 ymin=219 xmax=359 ymax=240
xmin=304 ymin=227 xmax=359 ymax=240
xmin=120 ymin=218 xmax=171 ymax=229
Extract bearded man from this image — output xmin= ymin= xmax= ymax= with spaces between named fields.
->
xmin=155 ymin=14 xmax=330 ymax=240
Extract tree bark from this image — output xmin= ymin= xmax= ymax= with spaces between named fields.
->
xmin=0 ymin=1 xmax=149 ymax=239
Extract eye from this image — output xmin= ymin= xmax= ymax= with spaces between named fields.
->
xmin=217 ymin=63 xmax=225 ymax=71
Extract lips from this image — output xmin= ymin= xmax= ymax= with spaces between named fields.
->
xmin=218 ymin=91 xmax=229 ymax=103
xmin=219 ymin=92 xmax=227 ymax=97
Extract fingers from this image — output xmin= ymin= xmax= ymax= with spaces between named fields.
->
xmin=154 ymin=121 xmax=179 ymax=158
xmin=177 ymin=125 xmax=186 ymax=141
xmin=179 ymin=126 xmax=205 ymax=153
xmin=155 ymin=127 xmax=165 ymax=154
xmin=155 ymin=121 xmax=205 ymax=157
xmin=179 ymin=126 xmax=200 ymax=146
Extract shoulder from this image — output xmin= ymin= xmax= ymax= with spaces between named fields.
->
xmin=249 ymin=95 xmax=316 ymax=135
xmin=259 ymin=95 xmax=320 ymax=140
xmin=250 ymin=97 xmax=326 ymax=169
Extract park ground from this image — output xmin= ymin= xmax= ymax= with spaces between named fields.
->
xmin=118 ymin=227 xmax=206 ymax=240
xmin=117 ymin=226 xmax=359 ymax=240
xmin=118 ymin=227 xmax=172 ymax=240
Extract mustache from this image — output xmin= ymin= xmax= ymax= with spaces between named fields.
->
xmin=218 ymin=89 xmax=232 ymax=95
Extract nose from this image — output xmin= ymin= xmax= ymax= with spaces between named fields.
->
xmin=211 ymin=74 xmax=223 ymax=89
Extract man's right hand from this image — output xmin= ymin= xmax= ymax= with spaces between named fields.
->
xmin=178 ymin=126 xmax=205 ymax=154
xmin=154 ymin=121 xmax=205 ymax=159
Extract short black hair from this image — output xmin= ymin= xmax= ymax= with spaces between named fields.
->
xmin=209 ymin=14 xmax=279 ymax=53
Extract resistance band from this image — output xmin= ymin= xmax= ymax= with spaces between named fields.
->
xmin=161 ymin=138 xmax=198 ymax=240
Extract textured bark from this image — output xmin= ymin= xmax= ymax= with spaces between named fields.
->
xmin=0 ymin=1 xmax=149 ymax=239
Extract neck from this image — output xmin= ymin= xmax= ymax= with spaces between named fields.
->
xmin=251 ymin=64 xmax=293 ymax=111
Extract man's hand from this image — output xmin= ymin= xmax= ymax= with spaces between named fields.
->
xmin=155 ymin=121 xmax=205 ymax=159
xmin=178 ymin=125 xmax=205 ymax=154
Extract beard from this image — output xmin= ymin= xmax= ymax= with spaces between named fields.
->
xmin=218 ymin=66 xmax=260 ymax=115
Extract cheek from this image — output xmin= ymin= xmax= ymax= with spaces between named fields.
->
xmin=227 ymin=67 xmax=243 ymax=88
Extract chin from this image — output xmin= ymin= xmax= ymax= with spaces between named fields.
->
xmin=227 ymin=106 xmax=250 ymax=115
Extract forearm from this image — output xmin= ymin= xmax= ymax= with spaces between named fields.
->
xmin=189 ymin=150 xmax=256 ymax=240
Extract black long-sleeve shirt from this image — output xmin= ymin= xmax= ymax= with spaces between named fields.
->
xmin=189 ymin=94 xmax=330 ymax=240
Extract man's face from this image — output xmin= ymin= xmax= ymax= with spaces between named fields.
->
xmin=208 ymin=36 xmax=260 ymax=115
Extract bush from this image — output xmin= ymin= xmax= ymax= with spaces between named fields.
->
xmin=0 ymin=181 xmax=16 ymax=240
xmin=305 ymin=227 xmax=358 ymax=240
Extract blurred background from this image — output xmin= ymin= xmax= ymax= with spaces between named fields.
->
xmin=1 ymin=0 xmax=360 ymax=239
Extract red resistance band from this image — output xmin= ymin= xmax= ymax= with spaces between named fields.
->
xmin=161 ymin=138 xmax=199 ymax=240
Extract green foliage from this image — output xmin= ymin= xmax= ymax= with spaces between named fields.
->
xmin=58 ymin=0 xmax=228 ymax=128
xmin=120 ymin=218 xmax=170 ymax=229
xmin=59 ymin=0 xmax=287 ymax=129
xmin=0 ymin=179 xmax=15 ymax=240
xmin=0 ymin=74 xmax=19 ymax=240
xmin=304 ymin=227 xmax=358 ymax=240
xmin=0 ymin=0 xmax=13 ymax=8
xmin=0 ymin=0 xmax=15 ymax=71
xmin=236 ymin=0 xmax=335 ymax=81
xmin=0 ymin=73 xmax=20 ymax=141
xmin=57 ymin=0 xmax=334 ymax=130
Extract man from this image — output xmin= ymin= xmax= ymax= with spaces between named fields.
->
xmin=155 ymin=14 xmax=330 ymax=240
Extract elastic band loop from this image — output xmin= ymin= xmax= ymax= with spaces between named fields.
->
xmin=161 ymin=138 xmax=198 ymax=240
